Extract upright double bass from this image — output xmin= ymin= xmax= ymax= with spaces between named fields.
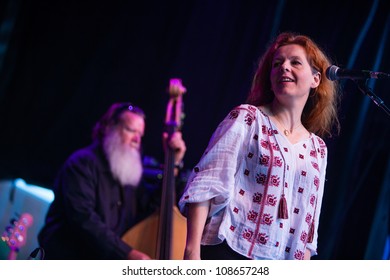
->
xmin=122 ymin=79 xmax=187 ymax=260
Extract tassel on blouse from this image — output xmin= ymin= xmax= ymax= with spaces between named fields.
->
xmin=278 ymin=194 xmax=288 ymax=219
xmin=307 ymin=221 xmax=315 ymax=243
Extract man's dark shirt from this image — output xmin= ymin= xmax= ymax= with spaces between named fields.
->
xmin=38 ymin=142 xmax=155 ymax=259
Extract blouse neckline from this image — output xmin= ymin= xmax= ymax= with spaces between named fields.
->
xmin=255 ymin=105 xmax=313 ymax=146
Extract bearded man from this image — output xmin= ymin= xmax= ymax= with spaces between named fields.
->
xmin=38 ymin=103 xmax=186 ymax=259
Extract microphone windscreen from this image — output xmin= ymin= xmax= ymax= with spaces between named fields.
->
xmin=325 ymin=65 xmax=339 ymax=81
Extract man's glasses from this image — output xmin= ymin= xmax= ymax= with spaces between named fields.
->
xmin=112 ymin=103 xmax=145 ymax=122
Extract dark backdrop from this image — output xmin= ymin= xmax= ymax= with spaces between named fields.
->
xmin=0 ymin=0 xmax=389 ymax=260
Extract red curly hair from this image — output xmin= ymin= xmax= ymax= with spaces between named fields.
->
xmin=247 ymin=32 xmax=340 ymax=138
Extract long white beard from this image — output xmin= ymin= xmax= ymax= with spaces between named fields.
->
xmin=103 ymin=130 xmax=143 ymax=187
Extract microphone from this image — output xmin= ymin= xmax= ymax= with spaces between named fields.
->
xmin=325 ymin=65 xmax=390 ymax=81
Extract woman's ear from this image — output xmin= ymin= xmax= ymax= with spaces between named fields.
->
xmin=311 ymin=72 xmax=321 ymax=88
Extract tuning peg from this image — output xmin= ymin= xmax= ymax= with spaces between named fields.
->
xmin=4 ymin=225 xmax=14 ymax=233
xmin=1 ymin=232 xmax=9 ymax=241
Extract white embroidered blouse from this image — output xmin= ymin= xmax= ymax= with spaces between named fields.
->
xmin=179 ymin=104 xmax=327 ymax=260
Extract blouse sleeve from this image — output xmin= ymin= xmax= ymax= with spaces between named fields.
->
xmin=306 ymin=136 xmax=328 ymax=256
xmin=179 ymin=105 xmax=256 ymax=217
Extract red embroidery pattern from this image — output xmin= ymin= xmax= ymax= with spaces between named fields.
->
xmin=273 ymin=156 xmax=283 ymax=167
xmin=300 ymin=231 xmax=308 ymax=242
xmin=270 ymin=175 xmax=280 ymax=187
xmin=248 ymin=105 xmax=257 ymax=113
xmin=309 ymin=195 xmax=316 ymax=206
xmin=243 ymin=229 xmax=254 ymax=241
xmin=259 ymin=154 xmax=270 ymax=166
xmin=260 ymin=139 xmax=269 ymax=149
xmin=261 ymin=125 xmax=267 ymax=135
xmin=266 ymin=194 xmax=277 ymax=206
xmin=256 ymin=173 xmax=267 ymax=185
xmin=256 ymin=233 xmax=269 ymax=245
xmin=267 ymin=128 xmax=274 ymax=136
xmin=294 ymin=250 xmax=305 ymax=260
xmin=252 ymin=192 xmax=262 ymax=204
xmin=229 ymin=110 xmax=239 ymax=119
xmin=261 ymin=213 xmax=273 ymax=225
xmin=311 ymin=161 xmax=319 ymax=171
xmin=305 ymin=213 xmax=313 ymax=225
xmin=247 ymin=210 xmax=258 ymax=222
xmin=314 ymin=176 xmax=320 ymax=190
xmin=245 ymin=113 xmax=254 ymax=126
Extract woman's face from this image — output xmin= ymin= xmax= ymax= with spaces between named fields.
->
xmin=270 ymin=44 xmax=320 ymax=100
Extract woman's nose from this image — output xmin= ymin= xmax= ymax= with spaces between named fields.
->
xmin=280 ymin=63 xmax=290 ymax=72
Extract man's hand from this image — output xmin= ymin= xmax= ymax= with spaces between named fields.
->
xmin=127 ymin=248 xmax=152 ymax=260
xmin=163 ymin=131 xmax=186 ymax=166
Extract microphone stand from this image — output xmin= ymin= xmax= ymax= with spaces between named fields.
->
xmin=354 ymin=79 xmax=390 ymax=117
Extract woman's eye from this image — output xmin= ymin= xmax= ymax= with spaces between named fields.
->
xmin=292 ymin=60 xmax=302 ymax=65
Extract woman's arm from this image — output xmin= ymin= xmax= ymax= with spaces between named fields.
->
xmin=183 ymin=201 xmax=210 ymax=260
xmin=304 ymin=249 xmax=311 ymax=260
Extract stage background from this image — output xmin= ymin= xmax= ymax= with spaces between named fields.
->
xmin=0 ymin=0 xmax=389 ymax=259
